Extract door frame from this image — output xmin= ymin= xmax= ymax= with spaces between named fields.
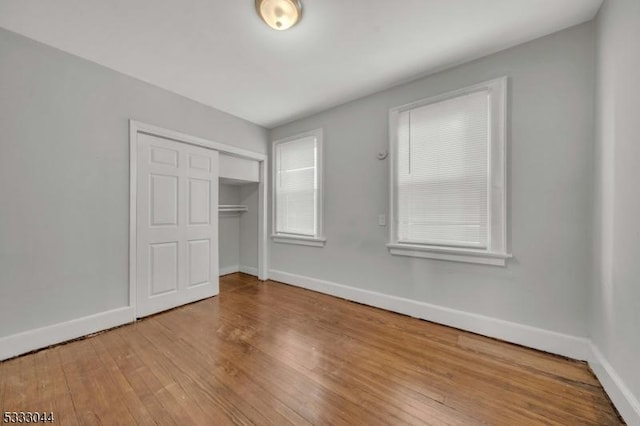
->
xmin=129 ymin=120 xmax=268 ymax=317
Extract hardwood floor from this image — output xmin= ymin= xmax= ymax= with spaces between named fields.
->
xmin=1 ymin=273 xmax=622 ymax=425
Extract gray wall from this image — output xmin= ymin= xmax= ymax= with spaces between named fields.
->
xmin=219 ymin=183 xmax=241 ymax=272
xmin=270 ymin=22 xmax=595 ymax=338
xmin=0 ymin=28 xmax=267 ymax=337
xmin=592 ymin=0 xmax=640 ymax=402
xmin=239 ymin=184 xmax=259 ymax=272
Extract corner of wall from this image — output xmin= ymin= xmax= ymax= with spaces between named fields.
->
xmin=588 ymin=343 xmax=640 ymax=424
xmin=588 ymin=1 xmax=640 ymax=424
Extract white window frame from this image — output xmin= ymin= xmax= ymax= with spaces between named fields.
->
xmin=387 ymin=77 xmax=511 ymax=266
xmin=271 ymin=128 xmax=326 ymax=247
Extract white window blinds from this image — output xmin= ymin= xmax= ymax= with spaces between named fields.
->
xmin=275 ymin=136 xmax=318 ymax=237
xmin=397 ymin=90 xmax=489 ymax=248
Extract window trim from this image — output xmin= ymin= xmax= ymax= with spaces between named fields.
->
xmin=388 ymin=77 xmax=511 ymax=266
xmin=271 ymin=128 xmax=325 ymax=247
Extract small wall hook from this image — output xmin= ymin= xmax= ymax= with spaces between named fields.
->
xmin=377 ymin=150 xmax=388 ymax=160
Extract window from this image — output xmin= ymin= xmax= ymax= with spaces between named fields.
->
xmin=272 ymin=129 xmax=325 ymax=247
xmin=387 ymin=77 xmax=510 ymax=265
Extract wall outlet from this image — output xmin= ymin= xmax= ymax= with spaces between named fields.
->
xmin=378 ymin=214 xmax=386 ymax=226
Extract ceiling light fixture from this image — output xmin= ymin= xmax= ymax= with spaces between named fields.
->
xmin=255 ymin=0 xmax=302 ymax=31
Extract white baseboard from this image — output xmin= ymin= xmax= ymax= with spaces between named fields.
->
xmin=219 ymin=265 xmax=258 ymax=277
xmin=219 ymin=264 xmax=240 ymax=276
xmin=268 ymin=270 xmax=591 ymax=360
xmin=0 ymin=306 xmax=135 ymax=361
xmin=239 ymin=265 xmax=258 ymax=276
xmin=588 ymin=343 xmax=640 ymax=425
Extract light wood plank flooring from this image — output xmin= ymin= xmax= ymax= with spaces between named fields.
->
xmin=0 ymin=273 xmax=622 ymax=425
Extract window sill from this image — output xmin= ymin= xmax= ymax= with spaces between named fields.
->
xmin=386 ymin=243 xmax=511 ymax=266
xmin=272 ymin=234 xmax=326 ymax=247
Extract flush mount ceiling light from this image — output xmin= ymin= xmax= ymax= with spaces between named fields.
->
xmin=255 ymin=0 xmax=302 ymax=31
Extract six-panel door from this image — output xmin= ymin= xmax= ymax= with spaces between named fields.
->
xmin=136 ymin=133 xmax=219 ymax=318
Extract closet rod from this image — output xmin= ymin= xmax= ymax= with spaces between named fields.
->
xmin=218 ymin=204 xmax=248 ymax=213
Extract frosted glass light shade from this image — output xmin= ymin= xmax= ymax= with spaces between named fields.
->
xmin=256 ymin=0 xmax=302 ymax=30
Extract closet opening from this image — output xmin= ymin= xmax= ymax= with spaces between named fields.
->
xmin=218 ymin=152 xmax=263 ymax=294
xmin=219 ymin=178 xmax=260 ymax=289
xmin=218 ymin=177 xmax=259 ymax=294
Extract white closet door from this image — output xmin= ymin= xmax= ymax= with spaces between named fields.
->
xmin=136 ymin=133 xmax=219 ymax=318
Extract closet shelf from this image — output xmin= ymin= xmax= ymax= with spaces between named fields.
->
xmin=218 ymin=204 xmax=248 ymax=214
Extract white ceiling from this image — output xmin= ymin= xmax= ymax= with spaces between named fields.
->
xmin=0 ymin=0 xmax=602 ymax=128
